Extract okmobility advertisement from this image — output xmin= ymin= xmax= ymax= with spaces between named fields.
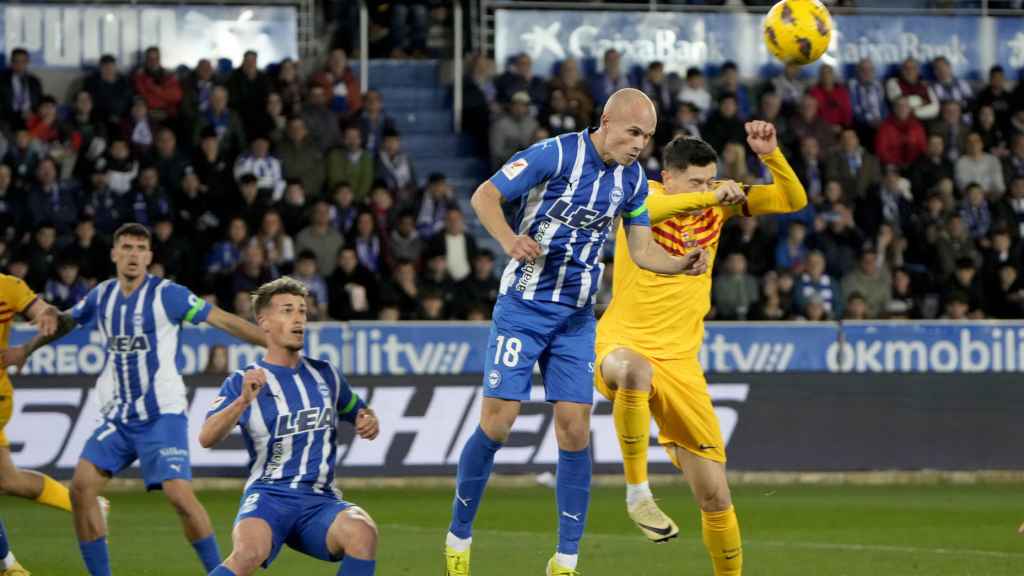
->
xmin=495 ymin=10 xmax=1024 ymax=79
xmin=5 ymin=322 xmax=1023 ymax=477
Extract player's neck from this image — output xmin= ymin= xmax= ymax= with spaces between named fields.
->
xmin=117 ymin=274 xmax=146 ymax=296
xmin=589 ymin=128 xmax=616 ymax=165
xmin=263 ymin=347 xmax=301 ymax=369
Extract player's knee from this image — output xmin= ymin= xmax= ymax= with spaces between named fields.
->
xmin=553 ymin=412 xmax=590 ymax=450
xmin=229 ymin=543 xmax=268 ymax=573
xmin=335 ymin=511 xmax=378 ymax=559
xmin=70 ymin=475 xmax=97 ymax=505
xmin=621 ymin=362 xmax=653 ymax=392
xmin=697 ymin=483 xmax=733 ymax=512
xmin=479 ymin=405 xmax=518 ymax=443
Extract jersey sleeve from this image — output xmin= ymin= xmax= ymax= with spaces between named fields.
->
xmin=0 ymin=275 xmax=38 ymax=314
xmin=327 ymin=364 xmax=366 ymax=425
xmin=621 ymin=172 xmax=651 ymax=227
xmin=70 ymin=283 xmax=103 ymax=328
xmin=488 ymin=138 xmax=560 ymax=202
xmin=206 ymin=371 xmax=247 ymax=425
xmin=162 ymin=281 xmax=212 ymax=325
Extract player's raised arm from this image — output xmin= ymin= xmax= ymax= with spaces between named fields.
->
xmin=205 ymin=306 xmax=267 ymax=348
xmin=199 ymin=368 xmax=264 ymax=448
xmin=735 ymin=121 xmax=808 ymax=217
xmin=645 ymin=180 xmax=745 ymax=224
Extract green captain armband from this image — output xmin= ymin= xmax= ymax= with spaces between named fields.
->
xmin=339 ymin=393 xmax=362 ymax=416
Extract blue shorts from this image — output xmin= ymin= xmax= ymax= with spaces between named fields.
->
xmin=234 ymin=485 xmax=354 ymax=568
xmin=482 ymin=295 xmax=596 ymax=404
xmin=81 ymin=413 xmax=191 ymax=490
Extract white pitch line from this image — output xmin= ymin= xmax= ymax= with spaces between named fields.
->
xmin=388 ymin=524 xmax=1024 ymax=560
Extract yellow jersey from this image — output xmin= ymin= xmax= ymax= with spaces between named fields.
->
xmin=0 ymin=273 xmax=38 ymax=389
xmin=596 ymin=148 xmax=806 ymax=360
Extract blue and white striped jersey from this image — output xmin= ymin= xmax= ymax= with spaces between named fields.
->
xmin=491 ymin=130 xmax=651 ymax=308
xmin=71 ymin=275 xmax=211 ymax=423
xmin=208 ymin=357 xmax=366 ymax=493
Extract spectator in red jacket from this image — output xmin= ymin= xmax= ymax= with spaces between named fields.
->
xmin=808 ymin=64 xmax=852 ymax=130
xmin=133 ymin=46 xmax=183 ymax=122
xmin=875 ymin=96 xmax=927 ymax=168
xmin=310 ymin=48 xmax=362 ymax=117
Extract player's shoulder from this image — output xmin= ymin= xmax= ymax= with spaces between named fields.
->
xmin=0 ymin=273 xmax=29 ymax=295
xmin=301 ymin=356 xmax=334 ymax=376
xmin=647 ymin=179 xmax=666 ymax=195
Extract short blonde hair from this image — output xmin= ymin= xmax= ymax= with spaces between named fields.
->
xmin=251 ymin=277 xmax=309 ymax=316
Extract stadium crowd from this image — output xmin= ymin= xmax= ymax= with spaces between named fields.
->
xmin=0 ymin=39 xmax=1023 ymax=323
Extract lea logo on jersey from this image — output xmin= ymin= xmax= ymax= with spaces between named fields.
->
xmin=545 ymin=199 xmax=612 ymax=232
xmin=275 ymin=407 xmax=335 ymax=438
xmin=107 ymin=335 xmax=151 ymax=353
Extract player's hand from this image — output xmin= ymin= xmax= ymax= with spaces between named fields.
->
xmin=745 ymin=120 xmax=778 ymax=156
xmin=354 ymin=407 xmax=379 ymax=440
xmin=712 ymin=180 xmax=746 ymax=206
xmin=32 ymin=305 xmax=59 ymax=337
xmin=241 ymin=368 xmax=268 ymax=405
xmin=0 ymin=346 xmax=29 ymax=374
xmin=678 ymin=248 xmax=709 ymax=276
xmin=503 ymin=234 xmax=542 ymax=262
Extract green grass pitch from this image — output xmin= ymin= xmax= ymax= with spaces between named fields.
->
xmin=4 ymin=483 xmax=1023 ymax=574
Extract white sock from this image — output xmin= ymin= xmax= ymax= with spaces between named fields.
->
xmin=555 ymin=553 xmax=578 ymax=569
xmin=1 ymin=551 xmax=15 ymax=570
xmin=446 ymin=532 xmax=472 ymax=552
xmin=626 ymin=481 xmax=653 ymax=506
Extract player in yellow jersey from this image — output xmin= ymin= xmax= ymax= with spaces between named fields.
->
xmin=595 ymin=122 xmax=806 ymax=576
xmin=0 ymin=273 xmax=65 ymax=575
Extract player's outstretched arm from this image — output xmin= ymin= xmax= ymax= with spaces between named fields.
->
xmin=205 ymin=306 xmax=267 ymax=348
xmin=741 ymin=121 xmax=807 ymax=216
xmin=646 ymin=181 xmax=745 ymax=225
xmin=0 ymin=310 xmax=79 ymax=374
xmin=471 ymin=181 xmax=541 ymax=261
xmin=199 ymin=368 xmax=265 ymax=448
xmin=624 ymin=224 xmax=709 ymax=276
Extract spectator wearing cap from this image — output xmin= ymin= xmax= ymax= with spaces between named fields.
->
xmin=910 ymin=134 xmax=955 ymax=205
xmin=0 ymin=48 xmax=43 ymax=131
xmin=133 ymin=46 xmax=183 ymax=122
xmin=375 ymin=128 xmax=418 ymax=208
xmin=808 ymin=64 xmax=852 ymax=130
xmin=840 ymin=246 xmax=892 ymax=318
xmin=326 ymin=125 xmax=374 ymax=202
xmin=153 ymin=127 xmax=187 ymax=195
xmin=60 ymin=215 xmax=111 ymax=283
xmin=328 ymin=247 xmax=378 ymax=320
xmin=495 ymin=53 xmax=548 ymax=108
xmin=678 ymin=67 xmax=712 ymax=120
xmin=354 ymin=90 xmax=396 ymax=153
xmin=875 ymin=96 xmax=927 ymax=168
xmin=84 ymin=54 xmax=134 ymax=131
xmin=942 ymin=256 xmax=985 ymax=317
xmin=302 ymin=84 xmax=343 ymax=152
xmin=310 ymin=48 xmax=363 ymax=117
xmin=713 ymin=253 xmax=760 ymax=320
xmin=226 ymin=50 xmax=272 ymax=133
xmin=960 ymin=183 xmax=992 ymax=241
xmin=886 ymin=58 xmax=939 ymax=121
xmin=426 ymin=207 xmax=477 ymax=282
xmin=825 ymin=128 xmax=880 ymax=204
xmin=416 ymin=172 xmax=457 ymax=239
xmin=930 ymin=56 xmax=973 ymax=113
xmin=489 ymin=90 xmax=538 ymax=170
xmin=956 ymin=132 xmax=1005 ymax=198
xmin=794 ymin=250 xmax=839 ymax=318
xmin=234 ymin=135 xmax=285 ymax=201
xmin=278 ymin=116 xmax=325 ymax=197
xmin=292 ymin=250 xmax=329 ymax=318
xmin=296 ymin=200 xmax=344 ymax=276
xmin=27 ymin=157 xmax=78 ymax=235
xmin=192 ymin=85 xmax=246 ymax=159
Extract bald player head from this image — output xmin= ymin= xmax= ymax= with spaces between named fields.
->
xmin=592 ymin=88 xmax=657 ymax=166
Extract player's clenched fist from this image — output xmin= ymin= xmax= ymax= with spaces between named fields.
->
xmin=241 ymin=368 xmax=268 ymax=405
xmin=713 ymin=180 xmax=746 ymax=206
xmin=745 ymin=120 xmax=778 ymax=155
xmin=503 ymin=234 xmax=542 ymax=262
xmin=355 ymin=407 xmax=379 ymax=440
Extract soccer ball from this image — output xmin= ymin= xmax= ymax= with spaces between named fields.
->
xmin=763 ymin=0 xmax=833 ymax=66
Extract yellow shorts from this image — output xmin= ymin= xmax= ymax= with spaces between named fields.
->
xmin=0 ymin=378 xmax=11 ymax=448
xmin=595 ymin=342 xmax=726 ymax=465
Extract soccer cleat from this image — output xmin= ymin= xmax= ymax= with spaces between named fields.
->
xmin=0 ymin=561 xmax=31 ymax=576
xmin=444 ymin=545 xmax=470 ymax=576
xmin=627 ymin=496 xmax=679 ymax=543
xmin=545 ymin=555 xmax=580 ymax=576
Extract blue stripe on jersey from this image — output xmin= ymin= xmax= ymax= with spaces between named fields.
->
xmin=496 ymin=130 xmax=650 ymax=308
xmin=141 ymin=280 xmax=161 ymax=420
xmin=111 ymin=294 xmax=130 ymax=420
xmin=96 ymin=281 xmax=118 ymax=407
